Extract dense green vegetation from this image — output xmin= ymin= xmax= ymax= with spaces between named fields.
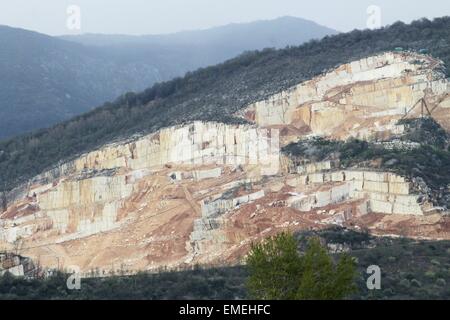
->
xmin=307 ymin=228 xmax=450 ymax=300
xmin=283 ymin=137 xmax=342 ymax=162
xmin=0 ymin=266 xmax=247 ymax=300
xmin=1 ymin=17 xmax=450 ymax=192
xmin=398 ymin=118 xmax=449 ymax=149
xmin=246 ymin=233 xmax=357 ymax=300
xmin=0 ymin=228 xmax=449 ymax=300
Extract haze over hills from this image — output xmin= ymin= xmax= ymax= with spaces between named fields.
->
xmin=0 ymin=16 xmax=337 ymax=139
xmin=60 ymin=16 xmax=338 ymax=48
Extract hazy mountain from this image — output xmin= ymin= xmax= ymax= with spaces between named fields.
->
xmin=60 ymin=16 xmax=337 ymax=49
xmin=0 ymin=16 xmax=336 ymax=139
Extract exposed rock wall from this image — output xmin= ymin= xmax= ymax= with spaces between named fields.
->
xmin=239 ymin=52 xmax=449 ymax=140
xmin=287 ymin=167 xmax=423 ymax=215
xmin=2 ymin=121 xmax=281 ymax=240
xmin=201 ymin=190 xmax=265 ymax=218
xmin=6 ymin=121 xmax=281 ymax=206
xmin=71 ymin=121 xmax=280 ymax=175
xmin=0 ymin=253 xmax=35 ymax=277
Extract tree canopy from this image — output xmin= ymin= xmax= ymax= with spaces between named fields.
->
xmin=246 ymin=233 xmax=357 ymax=300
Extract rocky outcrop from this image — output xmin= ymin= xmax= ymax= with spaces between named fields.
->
xmin=239 ymin=52 xmax=450 ymax=140
xmin=0 ymin=253 xmax=35 ymax=277
xmin=287 ymin=165 xmax=424 ymax=216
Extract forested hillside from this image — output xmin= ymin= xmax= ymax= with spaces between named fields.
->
xmin=1 ymin=17 xmax=450 ymax=192
xmin=0 ymin=16 xmax=335 ymax=139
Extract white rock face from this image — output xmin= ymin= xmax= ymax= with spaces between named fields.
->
xmin=201 ymin=190 xmax=265 ymax=218
xmin=240 ymin=52 xmax=449 ymax=140
xmin=194 ymin=168 xmax=223 ymax=181
xmin=288 ymin=169 xmax=423 ymax=215
xmin=71 ymin=122 xmax=280 ymax=175
xmin=1 ymin=121 xmax=281 ymax=244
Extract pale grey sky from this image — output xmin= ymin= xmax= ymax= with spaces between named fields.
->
xmin=0 ymin=0 xmax=449 ymax=36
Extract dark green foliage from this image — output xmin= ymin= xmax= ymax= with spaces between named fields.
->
xmin=282 ymin=137 xmax=342 ymax=162
xmin=295 ymin=227 xmax=450 ymax=300
xmin=246 ymin=232 xmax=304 ymax=300
xmin=246 ymin=233 xmax=357 ymax=300
xmin=351 ymin=238 xmax=450 ymax=300
xmin=399 ymin=117 xmax=449 ymax=149
xmin=2 ymin=17 xmax=450 ymax=191
xmin=296 ymin=227 xmax=373 ymax=250
xmin=0 ymin=266 xmax=248 ymax=300
xmin=296 ymin=238 xmax=357 ymax=300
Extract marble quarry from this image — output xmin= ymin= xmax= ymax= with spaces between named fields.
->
xmin=239 ymin=52 xmax=450 ymax=140
xmin=1 ymin=52 xmax=450 ymax=275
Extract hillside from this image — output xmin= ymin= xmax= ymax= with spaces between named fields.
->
xmin=1 ymin=17 xmax=450 ymax=191
xmin=0 ymin=26 xmax=164 ymax=139
xmin=0 ymin=16 xmax=336 ymax=139
xmin=0 ymin=16 xmax=450 ymax=279
xmin=1 ymin=48 xmax=450 ymax=275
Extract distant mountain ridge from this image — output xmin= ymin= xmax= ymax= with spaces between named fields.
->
xmin=0 ymin=16 xmax=337 ymax=139
xmin=60 ymin=16 xmax=337 ymax=48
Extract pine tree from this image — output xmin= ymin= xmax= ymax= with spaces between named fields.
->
xmin=246 ymin=233 xmax=357 ymax=300
xmin=246 ymin=232 xmax=302 ymax=300
xmin=297 ymin=237 xmax=335 ymax=299
xmin=297 ymin=237 xmax=357 ymax=300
